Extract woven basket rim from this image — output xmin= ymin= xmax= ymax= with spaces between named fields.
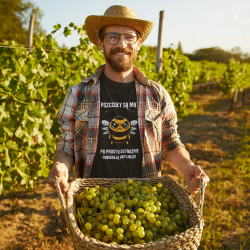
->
xmin=66 ymin=176 xmax=204 ymax=249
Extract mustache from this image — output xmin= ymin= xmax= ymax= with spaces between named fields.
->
xmin=110 ymin=47 xmax=133 ymax=54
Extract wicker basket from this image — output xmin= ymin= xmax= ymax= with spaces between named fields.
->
xmin=54 ymin=176 xmax=207 ymax=250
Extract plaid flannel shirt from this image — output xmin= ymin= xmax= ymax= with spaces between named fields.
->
xmin=56 ymin=65 xmax=183 ymax=178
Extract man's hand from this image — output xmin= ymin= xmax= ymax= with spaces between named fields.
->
xmin=46 ymin=150 xmax=74 ymax=192
xmin=182 ymin=164 xmax=210 ymax=194
xmin=46 ymin=163 xmax=69 ymax=192
xmin=166 ymin=145 xmax=210 ymax=195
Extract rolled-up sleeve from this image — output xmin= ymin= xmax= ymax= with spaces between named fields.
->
xmin=160 ymin=87 xmax=184 ymax=159
xmin=56 ymin=87 xmax=77 ymax=159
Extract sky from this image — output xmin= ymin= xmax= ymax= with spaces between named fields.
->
xmin=33 ymin=0 xmax=250 ymax=54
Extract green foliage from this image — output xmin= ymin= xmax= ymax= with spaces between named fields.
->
xmin=0 ymin=0 xmax=45 ymax=45
xmin=135 ymin=46 xmax=195 ymax=117
xmin=190 ymin=61 xmax=227 ymax=83
xmin=0 ymin=23 xmax=103 ymax=194
xmin=220 ymin=58 xmax=250 ymax=97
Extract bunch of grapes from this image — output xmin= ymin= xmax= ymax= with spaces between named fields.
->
xmin=75 ymin=179 xmax=191 ymax=245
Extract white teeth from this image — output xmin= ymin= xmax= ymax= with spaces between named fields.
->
xmin=115 ymin=53 xmax=127 ymax=55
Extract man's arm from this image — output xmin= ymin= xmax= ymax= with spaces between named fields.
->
xmin=46 ymin=150 xmax=74 ymax=192
xmin=166 ymin=145 xmax=210 ymax=194
xmin=46 ymin=87 xmax=77 ymax=192
xmin=159 ymin=85 xmax=209 ymax=194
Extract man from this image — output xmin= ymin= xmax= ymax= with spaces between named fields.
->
xmin=46 ymin=5 xmax=209 ymax=194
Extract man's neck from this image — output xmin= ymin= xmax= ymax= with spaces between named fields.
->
xmin=104 ymin=64 xmax=135 ymax=83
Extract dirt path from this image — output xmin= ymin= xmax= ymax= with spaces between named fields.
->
xmin=0 ymin=89 xmax=249 ymax=250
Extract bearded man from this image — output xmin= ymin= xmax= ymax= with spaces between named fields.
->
xmin=46 ymin=5 xmax=210 ymax=194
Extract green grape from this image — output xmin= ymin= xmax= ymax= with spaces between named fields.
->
xmin=102 ymin=225 xmax=108 ymax=232
xmin=162 ymin=220 xmax=168 ymax=228
xmin=116 ymin=228 xmax=124 ymax=234
xmin=129 ymin=224 xmax=137 ymax=231
xmin=121 ymin=224 xmax=128 ymax=231
xmin=155 ymin=220 xmax=161 ymax=227
xmin=117 ymin=233 xmax=124 ymax=241
xmin=100 ymin=203 xmax=106 ymax=210
xmin=132 ymin=230 xmax=138 ymax=237
xmin=98 ymin=224 xmax=103 ymax=230
xmin=103 ymin=235 xmax=110 ymax=242
xmin=123 ymin=218 xmax=129 ymax=225
xmin=115 ymin=192 xmax=121 ymax=197
xmin=132 ymin=198 xmax=138 ymax=205
xmin=146 ymin=213 xmax=154 ymax=220
xmin=101 ymin=195 xmax=106 ymax=202
xmin=138 ymin=239 xmax=145 ymax=244
xmin=106 ymin=228 xmax=113 ymax=236
xmin=176 ymin=220 xmax=182 ymax=226
xmin=175 ymin=214 xmax=182 ymax=221
xmin=109 ymin=199 xmax=115 ymax=206
xmin=149 ymin=217 xmax=156 ymax=223
xmin=160 ymin=228 xmax=166 ymax=235
xmin=91 ymin=193 xmax=96 ymax=198
xmin=137 ymin=200 xmax=143 ymax=207
xmin=143 ymin=201 xmax=149 ymax=208
xmin=138 ymin=230 xmax=145 ymax=238
xmin=97 ymin=214 xmax=103 ymax=221
xmin=110 ymin=187 xmax=115 ymax=193
xmin=85 ymin=223 xmax=92 ymax=231
xmin=85 ymin=194 xmax=92 ymax=201
xmin=101 ymin=218 xmax=108 ymax=225
xmin=110 ymin=204 xmax=115 ymax=210
xmin=128 ymin=179 xmax=133 ymax=184
xmin=183 ymin=213 xmax=189 ymax=220
xmin=108 ymin=213 xmax=114 ymax=220
xmin=108 ymin=221 xmax=114 ymax=227
xmin=115 ymin=207 xmax=121 ymax=213
xmin=125 ymin=208 xmax=130 ymax=215
xmin=122 ymin=236 xmax=128 ymax=243
xmin=113 ymin=217 xmax=120 ymax=224
xmin=114 ymin=214 xmax=121 ymax=219
xmin=151 ymin=227 xmax=157 ymax=232
xmin=130 ymin=214 xmax=136 ymax=220
xmin=126 ymin=231 xmax=132 ymax=239
xmin=118 ymin=203 xmax=125 ymax=209
xmin=95 ymin=232 xmax=101 ymax=240
xmin=134 ymin=237 xmax=140 ymax=244
xmin=174 ymin=231 xmax=180 ymax=235
xmin=128 ymin=185 xmax=133 ymax=191
xmin=135 ymin=220 xmax=141 ymax=227
xmin=95 ymin=202 xmax=100 ymax=208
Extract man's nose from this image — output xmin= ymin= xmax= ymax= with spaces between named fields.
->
xmin=117 ymin=35 xmax=127 ymax=48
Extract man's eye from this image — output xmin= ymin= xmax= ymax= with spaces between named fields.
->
xmin=109 ymin=35 xmax=118 ymax=39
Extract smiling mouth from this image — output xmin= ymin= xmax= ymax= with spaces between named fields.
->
xmin=114 ymin=53 xmax=129 ymax=56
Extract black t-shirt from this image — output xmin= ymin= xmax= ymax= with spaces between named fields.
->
xmin=90 ymin=72 xmax=142 ymax=178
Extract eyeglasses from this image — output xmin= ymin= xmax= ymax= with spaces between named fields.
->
xmin=104 ymin=32 xmax=139 ymax=45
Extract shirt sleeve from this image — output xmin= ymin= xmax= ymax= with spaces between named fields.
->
xmin=55 ymin=87 xmax=77 ymax=159
xmin=160 ymin=86 xmax=185 ymax=159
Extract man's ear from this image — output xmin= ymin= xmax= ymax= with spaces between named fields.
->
xmin=97 ymin=37 xmax=104 ymax=51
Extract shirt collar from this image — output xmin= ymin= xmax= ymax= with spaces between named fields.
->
xmin=81 ymin=64 xmax=149 ymax=86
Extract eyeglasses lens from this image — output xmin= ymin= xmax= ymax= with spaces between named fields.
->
xmin=106 ymin=33 xmax=138 ymax=45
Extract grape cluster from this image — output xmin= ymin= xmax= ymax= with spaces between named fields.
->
xmin=75 ymin=179 xmax=191 ymax=245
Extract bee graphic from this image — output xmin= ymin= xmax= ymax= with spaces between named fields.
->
xmin=101 ymin=110 xmax=137 ymax=144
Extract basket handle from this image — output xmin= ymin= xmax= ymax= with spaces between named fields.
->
xmin=198 ymin=177 xmax=207 ymax=214
xmin=53 ymin=176 xmax=67 ymax=215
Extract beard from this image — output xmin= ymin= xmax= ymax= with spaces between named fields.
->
xmin=103 ymin=46 xmax=137 ymax=73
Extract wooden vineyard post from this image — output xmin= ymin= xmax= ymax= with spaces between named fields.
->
xmin=28 ymin=15 xmax=35 ymax=53
xmin=229 ymin=88 xmax=238 ymax=113
xmin=156 ymin=10 xmax=165 ymax=74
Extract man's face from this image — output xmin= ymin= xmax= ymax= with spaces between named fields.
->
xmin=97 ymin=26 xmax=141 ymax=73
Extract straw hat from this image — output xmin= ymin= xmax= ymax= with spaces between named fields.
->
xmin=85 ymin=5 xmax=154 ymax=46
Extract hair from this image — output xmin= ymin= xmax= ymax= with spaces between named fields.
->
xmin=99 ymin=27 xmax=106 ymax=42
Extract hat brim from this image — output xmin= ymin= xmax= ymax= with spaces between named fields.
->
xmin=85 ymin=15 xmax=154 ymax=46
